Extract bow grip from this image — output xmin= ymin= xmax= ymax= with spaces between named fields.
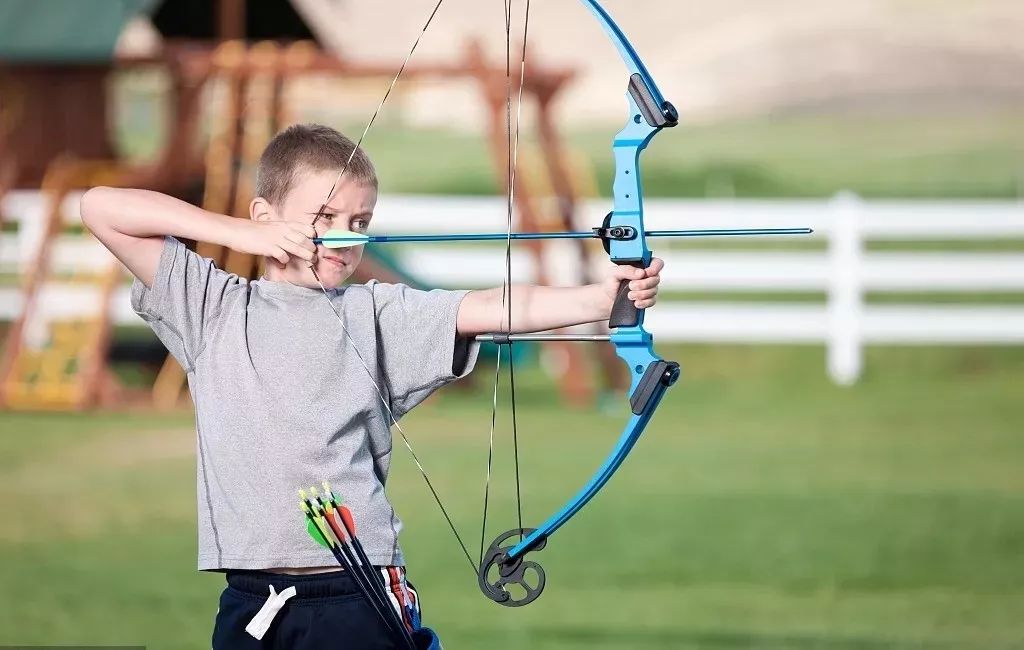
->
xmin=609 ymin=260 xmax=645 ymax=328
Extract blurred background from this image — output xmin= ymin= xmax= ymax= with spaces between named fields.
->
xmin=1 ymin=0 xmax=1022 ymax=647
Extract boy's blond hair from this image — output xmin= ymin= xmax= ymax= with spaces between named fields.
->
xmin=255 ymin=124 xmax=377 ymax=206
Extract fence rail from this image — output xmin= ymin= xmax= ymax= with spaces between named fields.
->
xmin=2 ymin=191 xmax=1022 ymax=383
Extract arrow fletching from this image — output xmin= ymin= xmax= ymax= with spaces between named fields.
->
xmin=340 ymin=504 xmax=357 ymax=536
xmin=317 ymin=229 xmax=370 ymax=248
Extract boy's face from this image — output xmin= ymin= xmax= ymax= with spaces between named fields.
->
xmin=276 ymin=167 xmax=377 ymax=288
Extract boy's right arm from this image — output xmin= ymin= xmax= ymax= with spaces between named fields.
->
xmin=80 ymin=187 xmax=315 ymax=287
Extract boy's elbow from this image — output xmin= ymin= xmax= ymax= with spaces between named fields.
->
xmin=80 ymin=186 xmax=112 ymax=232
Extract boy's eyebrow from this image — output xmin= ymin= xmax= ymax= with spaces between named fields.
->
xmin=305 ymin=209 xmax=373 ymax=218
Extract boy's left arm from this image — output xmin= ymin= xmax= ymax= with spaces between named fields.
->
xmin=456 ymin=257 xmax=664 ymax=336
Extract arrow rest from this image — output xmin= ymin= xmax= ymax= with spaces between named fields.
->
xmin=478 ymin=528 xmax=548 ymax=607
xmin=597 ymin=212 xmax=639 ymax=255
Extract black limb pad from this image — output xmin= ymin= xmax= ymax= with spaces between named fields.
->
xmin=478 ymin=528 xmax=548 ymax=607
xmin=628 ymin=73 xmax=679 ymax=128
xmin=629 ymin=360 xmax=681 ymax=415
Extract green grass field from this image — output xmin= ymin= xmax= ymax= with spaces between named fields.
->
xmin=1 ymin=344 xmax=1022 ymax=649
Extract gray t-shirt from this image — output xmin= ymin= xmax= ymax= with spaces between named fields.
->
xmin=132 ymin=238 xmax=479 ymax=570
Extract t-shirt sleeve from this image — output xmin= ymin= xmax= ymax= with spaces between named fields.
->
xmin=131 ymin=237 xmax=241 ymax=372
xmin=371 ymin=282 xmax=481 ymax=417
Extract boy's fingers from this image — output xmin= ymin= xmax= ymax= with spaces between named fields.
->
xmin=628 ymin=275 xmax=660 ymax=291
xmin=628 ymin=288 xmax=657 ymax=301
xmin=613 ymin=259 xmax=662 ymax=281
xmin=611 ymin=264 xmax=646 ymax=281
xmin=646 ymin=257 xmax=664 ymax=276
xmin=282 ymin=241 xmax=315 ymax=262
xmin=627 ymin=290 xmax=657 ymax=306
xmin=285 ymin=231 xmax=317 ymax=252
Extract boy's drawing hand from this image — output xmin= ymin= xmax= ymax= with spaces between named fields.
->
xmin=601 ymin=257 xmax=664 ymax=311
xmin=232 ymin=220 xmax=318 ymax=265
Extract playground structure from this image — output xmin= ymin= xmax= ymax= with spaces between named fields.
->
xmin=0 ymin=35 xmax=621 ymax=411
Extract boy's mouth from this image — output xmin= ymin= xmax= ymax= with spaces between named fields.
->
xmin=320 ymin=254 xmax=346 ymax=268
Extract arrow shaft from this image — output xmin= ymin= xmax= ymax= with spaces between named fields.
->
xmin=314 ymin=227 xmax=811 ymax=245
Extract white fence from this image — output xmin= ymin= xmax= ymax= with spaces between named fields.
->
xmin=2 ymin=191 xmax=1022 ymax=383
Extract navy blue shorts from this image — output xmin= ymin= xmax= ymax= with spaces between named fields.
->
xmin=212 ymin=569 xmax=425 ymax=649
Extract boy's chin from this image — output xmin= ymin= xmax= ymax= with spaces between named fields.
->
xmin=306 ymin=264 xmax=350 ymax=289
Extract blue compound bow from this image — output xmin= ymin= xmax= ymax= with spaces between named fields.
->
xmin=310 ymin=0 xmax=806 ymax=609
xmin=475 ymin=0 xmax=681 ymax=607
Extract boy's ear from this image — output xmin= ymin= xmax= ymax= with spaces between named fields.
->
xmin=250 ymin=197 xmax=273 ymax=222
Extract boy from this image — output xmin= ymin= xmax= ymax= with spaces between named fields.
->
xmin=81 ymin=123 xmax=663 ymax=648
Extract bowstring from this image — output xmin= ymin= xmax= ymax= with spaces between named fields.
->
xmin=510 ymin=0 xmax=531 ymax=546
xmin=309 ymin=0 xmax=478 ymax=575
xmin=480 ymin=0 xmax=531 ymax=562
xmin=313 ymin=0 xmax=445 ymax=227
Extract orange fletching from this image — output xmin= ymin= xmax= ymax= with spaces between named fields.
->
xmin=340 ymin=505 xmax=357 ymax=536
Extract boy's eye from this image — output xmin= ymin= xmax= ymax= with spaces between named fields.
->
xmin=313 ymin=212 xmax=335 ymax=227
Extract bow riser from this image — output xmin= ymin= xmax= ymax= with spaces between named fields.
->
xmin=604 ymin=68 xmax=678 ymax=329
xmin=608 ymin=126 xmax=656 ymax=266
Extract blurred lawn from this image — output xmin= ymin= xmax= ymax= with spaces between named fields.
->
xmin=360 ymin=112 xmax=1024 ymax=199
xmin=1 ymin=344 xmax=1022 ymax=648
xmin=114 ymin=99 xmax=1024 ymax=199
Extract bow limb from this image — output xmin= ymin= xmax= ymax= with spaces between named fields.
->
xmin=478 ymin=343 xmax=679 ymax=607
xmin=579 ymin=0 xmax=654 ymax=79
xmin=503 ymin=348 xmax=678 ymax=559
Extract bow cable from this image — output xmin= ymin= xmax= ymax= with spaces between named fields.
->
xmin=481 ymin=0 xmax=531 ymax=565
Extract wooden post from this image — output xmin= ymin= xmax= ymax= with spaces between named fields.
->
xmin=464 ymin=40 xmax=593 ymax=405
xmin=217 ymin=0 xmax=247 ymax=43
xmin=532 ymin=65 xmax=626 ymax=394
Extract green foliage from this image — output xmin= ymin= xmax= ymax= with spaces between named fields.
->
xmin=0 ymin=346 xmax=1022 ymax=647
